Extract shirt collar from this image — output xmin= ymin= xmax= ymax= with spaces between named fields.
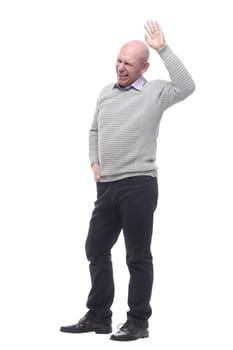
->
xmin=113 ymin=76 xmax=146 ymax=91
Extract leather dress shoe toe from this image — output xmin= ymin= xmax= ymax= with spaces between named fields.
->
xmin=60 ymin=315 xmax=112 ymax=334
xmin=110 ymin=321 xmax=149 ymax=341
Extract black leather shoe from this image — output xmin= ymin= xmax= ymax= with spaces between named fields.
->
xmin=110 ymin=321 xmax=149 ymax=341
xmin=60 ymin=315 xmax=112 ymax=334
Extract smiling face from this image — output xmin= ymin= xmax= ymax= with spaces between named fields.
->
xmin=116 ymin=40 xmax=150 ymax=88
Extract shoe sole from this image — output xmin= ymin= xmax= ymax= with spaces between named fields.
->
xmin=95 ymin=329 xmax=112 ymax=334
xmin=110 ymin=330 xmax=149 ymax=341
xmin=60 ymin=328 xmax=112 ymax=334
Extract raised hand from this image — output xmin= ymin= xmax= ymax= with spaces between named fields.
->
xmin=144 ymin=20 xmax=166 ymax=51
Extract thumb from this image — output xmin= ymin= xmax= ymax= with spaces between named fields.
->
xmin=144 ymin=33 xmax=151 ymax=47
xmin=144 ymin=33 xmax=149 ymax=43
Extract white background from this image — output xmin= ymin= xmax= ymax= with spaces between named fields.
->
xmin=0 ymin=0 xmax=233 ymax=349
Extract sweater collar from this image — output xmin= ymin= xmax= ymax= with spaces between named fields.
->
xmin=113 ymin=76 xmax=146 ymax=91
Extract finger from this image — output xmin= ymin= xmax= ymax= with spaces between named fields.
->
xmin=146 ymin=20 xmax=154 ymax=34
xmin=144 ymin=22 xmax=155 ymax=40
xmin=145 ymin=20 xmax=161 ymax=38
xmin=144 ymin=23 xmax=151 ymax=37
xmin=95 ymin=170 xmax=101 ymax=181
xmin=144 ymin=33 xmax=150 ymax=45
xmin=151 ymin=20 xmax=159 ymax=32
xmin=154 ymin=21 xmax=163 ymax=35
xmin=155 ymin=21 xmax=161 ymax=31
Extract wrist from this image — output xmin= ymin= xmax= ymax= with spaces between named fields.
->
xmin=156 ymin=44 xmax=167 ymax=52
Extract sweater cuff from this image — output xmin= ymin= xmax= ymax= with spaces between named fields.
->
xmin=157 ymin=45 xmax=173 ymax=58
xmin=90 ymin=158 xmax=99 ymax=166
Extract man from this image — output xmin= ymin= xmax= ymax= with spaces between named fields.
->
xmin=60 ymin=20 xmax=195 ymax=341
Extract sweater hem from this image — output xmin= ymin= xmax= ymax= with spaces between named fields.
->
xmin=98 ymin=169 xmax=158 ymax=182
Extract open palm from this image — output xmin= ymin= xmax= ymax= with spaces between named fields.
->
xmin=144 ymin=20 xmax=166 ymax=50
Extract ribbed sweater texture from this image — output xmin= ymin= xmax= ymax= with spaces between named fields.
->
xmin=89 ymin=45 xmax=195 ymax=182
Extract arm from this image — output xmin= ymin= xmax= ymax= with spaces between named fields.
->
xmin=144 ymin=20 xmax=195 ymax=109
xmin=89 ymin=105 xmax=101 ymax=182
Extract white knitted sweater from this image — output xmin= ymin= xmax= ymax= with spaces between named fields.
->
xmin=89 ymin=45 xmax=195 ymax=182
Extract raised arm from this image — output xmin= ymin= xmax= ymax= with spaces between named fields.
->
xmin=144 ymin=20 xmax=195 ymax=109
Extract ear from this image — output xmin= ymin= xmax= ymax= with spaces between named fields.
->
xmin=141 ymin=62 xmax=150 ymax=74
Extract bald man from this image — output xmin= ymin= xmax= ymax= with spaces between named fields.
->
xmin=60 ymin=20 xmax=195 ymax=341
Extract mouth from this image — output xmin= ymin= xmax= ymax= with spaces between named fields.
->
xmin=118 ymin=74 xmax=128 ymax=81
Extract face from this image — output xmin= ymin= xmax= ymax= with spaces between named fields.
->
xmin=116 ymin=44 xmax=149 ymax=88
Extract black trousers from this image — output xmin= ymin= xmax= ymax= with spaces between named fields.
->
xmin=85 ymin=176 xmax=158 ymax=328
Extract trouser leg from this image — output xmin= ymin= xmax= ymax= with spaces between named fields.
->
xmin=85 ymin=182 xmax=121 ymax=324
xmin=119 ymin=177 xmax=158 ymax=328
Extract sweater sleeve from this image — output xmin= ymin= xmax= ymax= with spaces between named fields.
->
xmin=157 ymin=45 xmax=196 ymax=110
xmin=89 ymin=103 xmax=99 ymax=165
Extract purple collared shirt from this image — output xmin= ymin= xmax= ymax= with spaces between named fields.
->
xmin=113 ymin=76 xmax=146 ymax=91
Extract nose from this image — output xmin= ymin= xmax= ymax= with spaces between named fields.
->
xmin=118 ymin=63 xmax=126 ymax=72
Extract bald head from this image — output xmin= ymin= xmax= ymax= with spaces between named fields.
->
xmin=116 ymin=40 xmax=150 ymax=88
xmin=119 ymin=40 xmax=150 ymax=64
